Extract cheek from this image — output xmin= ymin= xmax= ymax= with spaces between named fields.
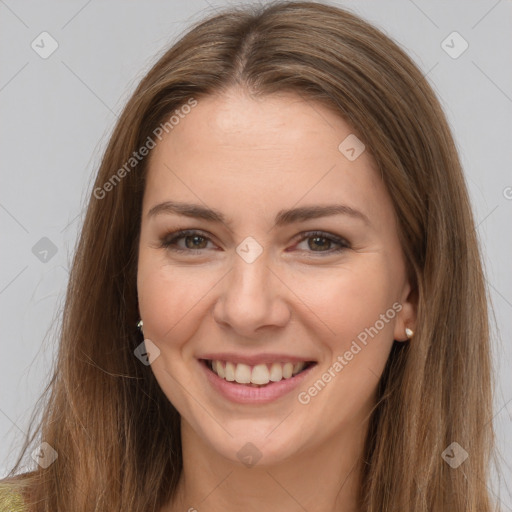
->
xmin=137 ymin=256 xmax=218 ymax=353
xmin=297 ymin=262 xmax=398 ymax=419
xmin=299 ymin=259 xmax=397 ymax=343
xmin=295 ymin=258 xmax=399 ymax=399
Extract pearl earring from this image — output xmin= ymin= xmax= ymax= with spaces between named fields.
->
xmin=405 ymin=327 xmax=414 ymax=339
xmin=137 ymin=320 xmax=143 ymax=330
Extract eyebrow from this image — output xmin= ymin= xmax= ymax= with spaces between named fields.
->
xmin=147 ymin=201 xmax=371 ymax=226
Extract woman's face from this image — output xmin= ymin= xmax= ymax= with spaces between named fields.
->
xmin=137 ymin=89 xmax=415 ymax=466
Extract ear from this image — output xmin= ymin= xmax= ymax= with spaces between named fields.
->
xmin=393 ymin=278 xmax=417 ymax=342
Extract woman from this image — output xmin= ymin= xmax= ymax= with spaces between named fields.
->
xmin=0 ymin=1 xmax=499 ymax=511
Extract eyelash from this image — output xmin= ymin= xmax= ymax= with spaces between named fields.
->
xmin=159 ymin=229 xmax=350 ymax=256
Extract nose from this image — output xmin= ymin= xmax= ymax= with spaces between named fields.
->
xmin=212 ymin=251 xmax=291 ymax=337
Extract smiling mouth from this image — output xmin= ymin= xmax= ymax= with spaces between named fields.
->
xmin=200 ymin=359 xmax=317 ymax=387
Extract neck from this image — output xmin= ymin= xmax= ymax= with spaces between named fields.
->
xmin=165 ymin=419 xmax=367 ymax=512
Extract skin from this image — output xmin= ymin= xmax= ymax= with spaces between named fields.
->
xmin=137 ymin=88 xmax=416 ymax=512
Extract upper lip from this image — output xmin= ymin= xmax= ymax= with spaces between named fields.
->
xmin=198 ymin=352 xmax=317 ymax=366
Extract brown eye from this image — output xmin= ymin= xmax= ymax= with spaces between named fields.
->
xmin=308 ymin=236 xmax=333 ymax=251
xmin=294 ymin=231 xmax=350 ymax=255
xmin=160 ymin=230 xmax=215 ymax=253
xmin=184 ymin=234 xmax=208 ymax=249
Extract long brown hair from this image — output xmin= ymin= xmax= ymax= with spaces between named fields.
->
xmin=2 ymin=2 xmax=499 ymax=510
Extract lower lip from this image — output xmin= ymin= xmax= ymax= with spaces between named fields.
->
xmin=199 ymin=359 xmax=317 ymax=404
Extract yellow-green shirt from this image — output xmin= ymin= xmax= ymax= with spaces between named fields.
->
xmin=0 ymin=483 xmax=26 ymax=512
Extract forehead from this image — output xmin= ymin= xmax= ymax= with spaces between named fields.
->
xmin=142 ymin=90 xmax=392 ymax=230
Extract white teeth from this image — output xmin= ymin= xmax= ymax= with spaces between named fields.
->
xmin=292 ymin=362 xmax=304 ymax=374
xmin=234 ymin=363 xmax=252 ymax=384
xmin=269 ymin=362 xmax=283 ymax=382
xmin=225 ymin=361 xmax=236 ymax=381
xmin=282 ymin=362 xmax=293 ymax=379
xmin=209 ymin=360 xmax=308 ymax=385
xmin=215 ymin=360 xmax=225 ymax=379
xmin=251 ymin=364 xmax=270 ymax=384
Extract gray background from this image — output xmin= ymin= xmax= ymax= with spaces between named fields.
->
xmin=1 ymin=0 xmax=511 ymax=507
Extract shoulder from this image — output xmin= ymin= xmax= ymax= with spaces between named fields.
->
xmin=0 ymin=482 xmax=26 ymax=512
